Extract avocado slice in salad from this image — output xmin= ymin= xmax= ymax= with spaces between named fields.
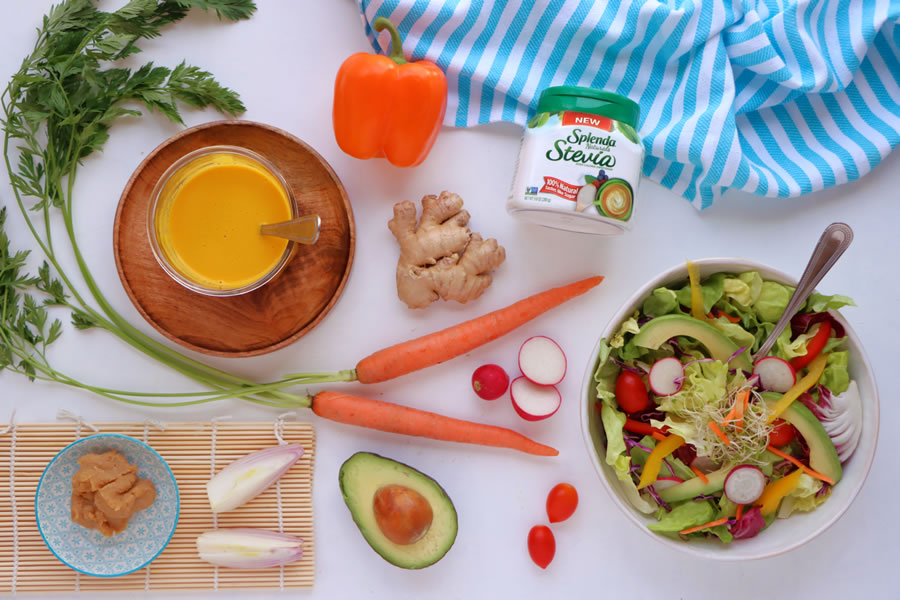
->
xmin=774 ymin=400 xmax=843 ymax=484
xmin=632 ymin=314 xmax=753 ymax=372
xmin=656 ymin=468 xmax=729 ymax=504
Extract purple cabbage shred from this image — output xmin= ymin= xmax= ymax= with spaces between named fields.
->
xmin=645 ymin=485 xmax=671 ymax=511
xmin=791 ymin=311 xmax=845 ymax=338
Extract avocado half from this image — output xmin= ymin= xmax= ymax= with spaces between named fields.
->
xmin=339 ymin=452 xmax=458 ymax=569
xmin=594 ymin=178 xmax=633 ymax=220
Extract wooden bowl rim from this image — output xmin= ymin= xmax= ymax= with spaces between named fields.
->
xmin=112 ymin=119 xmax=355 ymax=358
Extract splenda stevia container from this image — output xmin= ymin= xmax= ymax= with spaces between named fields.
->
xmin=508 ymin=86 xmax=643 ymax=234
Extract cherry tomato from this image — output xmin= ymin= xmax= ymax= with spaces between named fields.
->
xmin=790 ymin=320 xmax=832 ymax=371
xmin=614 ymin=370 xmax=649 ymax=413
xmin=769 ymin=419 xmax=797 ymax=447
xmin=527 ymin=525 xmax=555 ymax=569
xmin=546 ymin=483 xmax=578 ymax=523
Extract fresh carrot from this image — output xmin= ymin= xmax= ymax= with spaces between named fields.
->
xmin=680 ymin=517 xmax=730 ymax=535
xmin=355 ymin=276 xmax=604 ymax=384
xmin=651 ymin=430 xmax=667 ymax=442
xmin=708 ymin=420 xmax=731 ymax=445
xmin=735 ymin=504 xmax=744 ymax=520
xmin=690 ymin=464 xmax=709 ymax=484
xmin=310 ymin=391 xmax=558 ymax=456
xmin=766 ymin=444 xmax=835 ymax=485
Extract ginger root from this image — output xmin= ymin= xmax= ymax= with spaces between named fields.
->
xmin=389 ymin=191 xmax=506 ymax=309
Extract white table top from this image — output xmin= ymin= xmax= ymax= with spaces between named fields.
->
xmin=1 ymin=2 xmax=895 ymax=598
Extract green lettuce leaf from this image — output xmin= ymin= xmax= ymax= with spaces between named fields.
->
xmin=710 ymin=317 xmax=756 ymax=352
xmin=643 ymin=287 xmax=680 ymax=317
xmin=648 ymin=500 xmax=716 ymax=533
xmin=820 ymin=351 xmax=850 ymax=394
xmin=777 ymin=473 xmax=827 ymax=518
xmin=755 ymin=281 xmax=795 ymax=323
xmin=722 ymin=271 xmax=762 ymax=309
xmin=675 ymin=273 xmax=726 ymax=313
xmin=805 ymin=293 xmax=856 ymax=312
xmin=610 ymin=313 xmax=640 ymax=348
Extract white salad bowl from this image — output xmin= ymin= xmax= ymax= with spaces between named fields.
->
xmin=580 ymin=258 xmax=879 ymax=560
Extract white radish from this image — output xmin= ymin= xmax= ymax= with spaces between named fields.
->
xmin=723 ymin=465 xmax=767 ymax=505
xmin=518 ymin=336 xmax=567 ymax=386
xmin=753 ymin=357 xmax=796 ymax=393
xmin=648 ymin=357 xmax=684 ymax=396
xmin=510 ymin=376 xmax=561 ymax=421
xmin=651 ymin=477 xmax=684 ymax=492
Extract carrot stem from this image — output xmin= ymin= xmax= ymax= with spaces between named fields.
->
xmin=311 ymin=391 xmax=558 ymax=456
xmin=708 ymin=420 xmax=731 ymax=445
xmin=355 ymin=276 xmax=604 ymax=384
xmin=680 ymin=517 xmax=730 ymax=535
xmin=766 ymin=444 xmax=835 ymax=485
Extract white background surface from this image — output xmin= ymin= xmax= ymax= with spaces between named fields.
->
xmin=0 ymin=2 xmax=896 ymax=598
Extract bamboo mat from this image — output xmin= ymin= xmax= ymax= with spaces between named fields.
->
xmin=0 ymin=417 xmax=315 ymax=594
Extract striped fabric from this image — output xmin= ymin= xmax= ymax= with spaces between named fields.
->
xmin=356 ymin=0 xmax=900 ymax=209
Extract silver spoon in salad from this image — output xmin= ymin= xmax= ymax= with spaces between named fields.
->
xmin=754 ymin=222 xmax=853 ymax=360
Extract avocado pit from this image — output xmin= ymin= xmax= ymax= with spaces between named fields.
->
xmin=372 ymin=484 xmax=434 ymax=545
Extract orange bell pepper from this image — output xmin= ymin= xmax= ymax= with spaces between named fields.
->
xmin=333 ymin=17 xmax=447 ymax=167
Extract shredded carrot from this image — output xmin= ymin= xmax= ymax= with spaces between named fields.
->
xmin=651 ymin=430 xmax=667 ymax=442
xmin=690 ymin=465 xmax=709 ymax=484
xmin=735 ymin=504 xmax=744 ymax=520
xmin=680 ymin=517 xmax=730 ymax=535
xmin=708 ymin=310 xmax=741 ymax=323
xmin=766 ymin=445 xmax=835 ymax=485
xmin=708 ymin=420 xmax=731 ymax=445
xmin=722 ymin=389 xmax=750 ymax=429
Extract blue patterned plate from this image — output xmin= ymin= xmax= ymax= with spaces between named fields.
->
xmin=35 ymin=433 xmax=179 ymax=577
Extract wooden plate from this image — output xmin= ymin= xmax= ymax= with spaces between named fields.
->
xmin=113 ymin=120 xmax=355 ymax=357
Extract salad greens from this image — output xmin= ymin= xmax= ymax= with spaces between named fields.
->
xmin=593 ymin=270 xmax=857 ymax=542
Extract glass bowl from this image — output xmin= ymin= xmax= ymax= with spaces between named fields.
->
xmin=147 ymin=145 xmax=297 ymax=297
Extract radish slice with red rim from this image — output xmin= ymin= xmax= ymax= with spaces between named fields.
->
xmin=518 ymin=336 xmax=567 ymax=386
xmin=753 ymin=357 xmax=797 ymax=393
xmin=510 ymin=377 xmax=561 ymax=421
xmin=648 ymin=357 xmax=684 ymax=396
xmin=724 ymin=465 xmax=767 ymax=505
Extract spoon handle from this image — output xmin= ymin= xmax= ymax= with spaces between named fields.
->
xmin=260 ymin=215 xmax=321 ymax=245
xmin=754 ymin=222 xmax=853 ymax=360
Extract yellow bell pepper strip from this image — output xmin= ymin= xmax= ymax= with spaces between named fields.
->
xmin=686 ymin=260 xmax=707 ymax=321
xmin=332 ymin=17 xmax=447 ymax=167
xmin=766 ymin=353 xmax=829 ymax=423
xmin=757 ymin=468 xmax=804 ymax=516
xmin=637 ymin=434 xmax=685 ymax=490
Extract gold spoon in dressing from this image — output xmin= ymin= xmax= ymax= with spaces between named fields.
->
xmin=260 ymin=214 xmax=321 ymax=245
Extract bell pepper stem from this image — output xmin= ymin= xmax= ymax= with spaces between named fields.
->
xmin=373 ymin=17 xmax=408 ymax=65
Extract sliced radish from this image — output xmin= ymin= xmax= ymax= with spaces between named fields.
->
xmin=651 ymin=477 xmax=684 ymax=492
xmin=518 ymin=336 xmax=567 ymax=386
xmin=723 ymin=465 xmax=767 ymax=505
xmin=753 ymin=357 xmax=797 ymax=393
xmin=648 ymin=357 xmax=684 ymax=396
xmin=510 ymin=377 xmax=561 ymax=421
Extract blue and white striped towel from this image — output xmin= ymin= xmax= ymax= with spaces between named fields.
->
xmin=356 ymin=1 xmax=900 ymax=209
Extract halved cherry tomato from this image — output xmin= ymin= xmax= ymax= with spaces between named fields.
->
xmin=546 ymin=483 xmax=578 ymax=523
xmin=527 ymin=525 xmax=555 ymax=569
xmin=769 ymin=419 xmax=797 ymax=447
xmin=790 ymin=320 xmax=832 ymax=370
xmin=614 ymin=370 xmax=649 ymax=414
